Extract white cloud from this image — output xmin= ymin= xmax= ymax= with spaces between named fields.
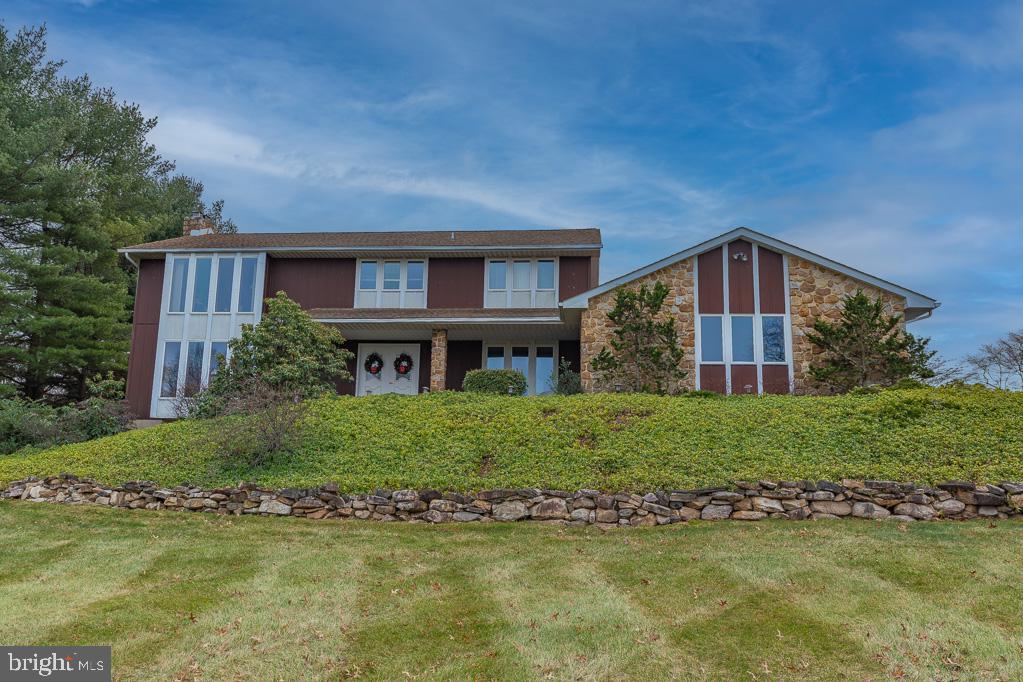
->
xmin=901 ymin=1 xmax=1023 ymax=68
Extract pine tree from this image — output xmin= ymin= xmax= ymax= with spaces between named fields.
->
xmin=806 ymin=290 xmax=935 ymax=392
xmin=589 ymin=281 xmax=686 ymax=394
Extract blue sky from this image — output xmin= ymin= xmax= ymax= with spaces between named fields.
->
xmin=5 ymin=0 xmax=1022 ymax=360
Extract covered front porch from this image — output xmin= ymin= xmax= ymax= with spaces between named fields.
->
xmin=311 ymin=308 xmax=582 ymax=396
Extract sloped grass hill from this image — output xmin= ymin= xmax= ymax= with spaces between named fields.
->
xmin=1 ymin=388 xmax=1020 ymax=491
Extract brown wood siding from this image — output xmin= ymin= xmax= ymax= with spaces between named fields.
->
xmin=427 ymin=258 xmax=484 ymax=308
xmin=266 ymin=257 xmax=355 ymax=310
xmin=728 ymin=240 xmax=755 ymax=314
xmin=758 ymin=248 xmax=786 ymax=314
xmin=697 ymin=247 xmax=724 ymax=314
xmin=558 ymin=257 xmax=591 ymax=301
xmin=762 ymin=365 xmax=790 ymax=394
xmin=589 ymin=255 xmax=600 ymax=288
xmin=125 ymin=258 xmax=164 ymax=417
xmin=699 ymin=364 xmax=726 ymax=394
xmin=418 ymin=340 xmax=432 ymax=393
xmin=731 ymin=364 xmax=758 ymax=395
xmin=336 ymin=340 xmax=358 ymax=396
xmin=558 ymin=340 xmax=581 ymax=373
xmin=446 ymin=340 xmax=483 ymax=390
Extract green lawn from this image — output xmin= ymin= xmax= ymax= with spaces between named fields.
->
xmin=2 ymin=503 xmax=1021 ymax=680
xmin=2 ymin=387 xmax=1022 ymax=491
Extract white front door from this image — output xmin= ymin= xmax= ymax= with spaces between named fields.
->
xmin=356 ymin=343 xmax=421 ymax=396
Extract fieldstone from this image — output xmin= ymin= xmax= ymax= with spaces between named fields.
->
xmin=630 ymin=513 xmax=657 ymax=527
xmin=956 ymin=491 xmax=1005 ymax=507
xmin=852 ymin=502 xmax=890 ymax=519
xmin=354 ymin=509 xmax=372 ymax=519
xmin=751 ymin=497 xmax=785 ymax=513
xmin=781 ymin=499 xmax=808 ymax=511
xmin=810 ymin=500 xmax=852 ymax=516
xmin=676 ymin=507 xmax=701 ymax=521
xmin=531 ymin=498 xmax=569 ymax=520
xmin=422 ymin=510 xmax=452 ymax=523
xmin=893 ymin=503 xmax=935 ymax=520
xmin=805 ymin=491 xmax=835 ymax=501
xmin=787 ymin=506 xmax=812 ymax=520
xmin=761 ymin=488 xmax=799 ymax=500
xmin=816 ymin=480 xmax=844 ymax=494
xmin=429 ymin=499 xmax=458 ymax=513
xmin=999 ymin=482 xmax=1023 ymax=495
xmin=933 ymin=498 xmax=966 ymax=515
xmin=392 ymin=489 xmax=418 ymax=503
xmin=596 ymin=494 xmax=616 ymax=509
xmin=492 ymin=501 xmax=529 ymax=521
xmin=641 ymin=501 xmax=672 ymax=516
xmin=732 ymin=511 xmax=767 ymax=521
xmin=701 ymin=504 xmax=732 ymax=520
xmin=1010 ymin=494 xmax=1023 ymax=508
xmin=887 ymin=515 xmax=915 ymax=522
xmin=305 ymin=508 xmax=330 ymax=520
xmin=453 ymin=511 xmax=482 ymax=522
xmin=569 ymin=508 xmax=592 ymax=522
xmin=292 ymin=496 xmax=325 ymax=510
xmin=183 ymin=498 xmax=206 ymax=510
xmin=711 ymin=491 xmax=744 ymax=503
xmin=977 ymin=506 xmax=1000 ymax=517
xmin=595 ymin=508 xmax=619 ymax=524
xmin=813 ymin=513 xmax=840 ymax=520
xmin=574 ymin=497 xmax=596 ymax=509
xmin=258 ymin=499 xmax=292 ymax=515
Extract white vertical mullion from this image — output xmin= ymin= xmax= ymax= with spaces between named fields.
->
xmin=783 ymin=254 xmax=795 ymax=393
xmin=693 ymin=255 xmax=701 ymax=390
xmin=752 ymin=243 xmax=763 ymax=395
xmin=722 ymin=246 xmax=731 ymax=394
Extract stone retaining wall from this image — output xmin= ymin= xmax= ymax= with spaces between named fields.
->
xmin=4 ymin=475 xmax=1022 ymax=525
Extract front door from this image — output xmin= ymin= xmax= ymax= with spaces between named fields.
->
xmin=356 ymin=343 xmax=421 ymax=396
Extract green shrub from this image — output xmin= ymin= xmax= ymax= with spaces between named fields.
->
xmin=684 ymin=390 xmax=724 ymax=399
xmin=552 ymin=358 xmax=582 ymax=395
xmin=0 ymin=397 xmax=132 ymax=455
xmin=463 ymin=369 xmax=528 ymax=395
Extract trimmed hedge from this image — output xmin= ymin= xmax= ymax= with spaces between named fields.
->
xmin=463 ymin=369 xmax=527 ymax=395
xmin=0 ymin=387 xmax=1021 ymax=491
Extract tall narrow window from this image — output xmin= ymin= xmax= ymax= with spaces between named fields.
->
xmin=169 ymin=259 xmax=189 ymax=312
xmin=486 ymin=346 xmax=505 ymax=370
xmin=535 ymin=346 xmax=555 ymax=395
xmin=191 ymin=258 xmax=212 ymax=312
xmin=700 ymin=316 xmax=723 ymax=363
xmin=238 ymin=257 xmax=258 ymax=313
xmin=489 ymin=261 xmax=507 ymax=290
xmin=360 ymin=261 xmax=377 ymax=289
xmin=160 ymin=342 xmax=181 ymax=397
xmin=512 ymin=261 xmax=530 ymax=290
xmin=511 ymin=346 xmax=529 ymax=394
xmin=536 ymin=260 xmax=555 ymax=290
xmin=184 ymin=341 xmax=204 ymax=396
xmin=382 ymin=261 xmax=401 ymax=290
xmin=731 ymin=316 xmax=755 ymax=362
xmin=215 ymin=258 xmax=235 ymax=312
xmin=406 ymin=261 xmax=424 ymax=290
xmin=762 ymin=316 xmax=786 ymax=362
xmin=209 ymin=341 xmax=228 ymax=377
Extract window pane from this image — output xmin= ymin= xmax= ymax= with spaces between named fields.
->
xmin=486 ymin=346 xmax=505 ymax=369
xmin=535 ymin=346 xmax=555 ymax=395
xmin=383 ymin=261 xmax=400 ymax=290
xmin=238 ymin=257 xmax=258 ymax=312
xmin=511 ymin=346 xmax=529 ymax=394
xmin=537 ymin=260 xmax=555 ymax=290
xmin=191 ymin=258 xmax=211 ymax=312
xmin=209 ymin=342 xmax=228 ymax=377
xmin=169 ymin=259 xmax=189 ymax=312
xmin=360 ymin=261 xmax=377 ymax=289
xmin=512 ymin=261 xmax=530 ymax=290
xmin=215 ymin=258 xmax=235 ymax=312
xmin=489 ymin=261 xmax=507 ymax=289
xmin=731 ymin=316 xmax=755 ymax=362
xmin=184 ymin=341 xmax=204 ymax=396
xmin=406 ymin=261 xmax=424 ymax=290
xmin=160 ymin=342 xmax=181 ymax=397
xmin=700 ymin=316 xmax=723 ymax=363
xmin=763 ymin=316 xmax=786 ymax=362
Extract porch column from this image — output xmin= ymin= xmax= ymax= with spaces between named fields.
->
xmin=430 ymin=328 xmax=448 ymax=392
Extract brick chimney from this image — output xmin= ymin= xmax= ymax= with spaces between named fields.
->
xmin=183 ymin=211 xmax=214 ymax=236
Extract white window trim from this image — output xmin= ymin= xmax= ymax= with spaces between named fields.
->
xmin=355 ymin=258 xmax=428 ymax=308
xmin=484 ymin=258 xmax=559 ymax=308
xmin=481 ymin=342 xmax=560 ymax=395
xmin=693 ymin=243 xmax=793 ymax=394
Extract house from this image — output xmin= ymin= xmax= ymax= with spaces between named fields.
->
xmin=120 ymin=220 xmax=938 ymax=418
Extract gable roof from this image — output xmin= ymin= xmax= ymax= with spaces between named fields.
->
xmin=121 ymin=228 xmax=602 ymax=253
xmin=560 ymin=227 xmax=939 ymax=322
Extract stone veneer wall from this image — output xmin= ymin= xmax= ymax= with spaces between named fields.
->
xmin=6 ymin=475 xmax=1021 ymax=525
xmin=429 ymin=328 xmax=447 ymax=392
xmin=579 ymin=259 xmax=696 ymax=392
xmin=787 ymin=256 xmax=907 ymax=394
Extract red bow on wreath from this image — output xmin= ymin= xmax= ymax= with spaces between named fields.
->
xmin=364 ymin=353 xmax=384 ymax=375
xmin=394 ymin=353 xmax=414 ymax=375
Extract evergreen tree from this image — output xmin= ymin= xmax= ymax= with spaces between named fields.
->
xmin=806 ymin=290 xmax=935 ymax=392
xmin=589 ymin=281 xmax=686 ymax=394
xmin=0 ymin=23 xmax=232 ymax=401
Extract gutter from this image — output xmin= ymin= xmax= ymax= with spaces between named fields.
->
xmin=118 ymin=243 xmax=603 ymax=256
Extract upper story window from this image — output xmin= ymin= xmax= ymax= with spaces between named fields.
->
xmin=166 ymin=254 xmax=262 ymax=315
xmin=356 ymin=259 xmax=426 ymax=308
xmin=485 ymin=259 xmax=557 ymax=308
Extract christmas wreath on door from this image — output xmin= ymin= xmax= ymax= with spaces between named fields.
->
xmin=394 ymin=352 xmax=414 ymax=378
xmin=364 ymin=352 xmax=384 ymax=376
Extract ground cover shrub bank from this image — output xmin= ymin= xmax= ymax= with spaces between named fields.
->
xmin=5 ymin=474 xmax=1022 ymax=524
xmin=1 ymin=387 xmax=1021 ymax=491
